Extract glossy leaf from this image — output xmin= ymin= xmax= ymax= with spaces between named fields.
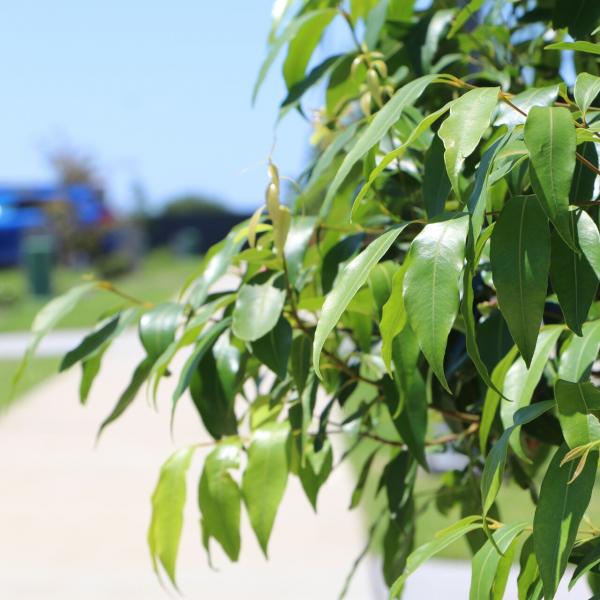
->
xmin=524 ymin=106 xmax=576 ymax=248
xmin=282 ymin=9 xmax=336 ymax=89
xmin=389 ymin=516 xmax=483 ymax=596
xmin=558 ymin=320 xmax=600 ymax=383
xmin=250 ymin=316 xmax=292 ymax=379
xmin=232 ymin=282 xmax=285 ymax=342
xmin=15 ymin=282 xmax=95 ymax=384
xmin=242 ymin=422 xmax=290 ymax=556
xmin=533 ymin=444 xmax=598 ymax=600
xmin=574 ymin=73 xmax=600 ymax=119
xmin=490 ymin=196 xmax=550 ymax=366
xmin=198 ymin=442 xmax=242 ymax=561
xmin=148 ymin=446 xmax=195 ymax=588
xmin=298 ymin=441 xmax=333 ymax=510
xmin=577 ymin=210 xmax=600 ymax=280
xmin=545 ymin=41 xmax=600 ymax=55
xmin=139 ymin=302 xmax=183 ymax=359
xmin=469 ymin=522 xmax=528 ymax=600
xmin=60 ymin=315 xmax=120 ymax=372
xmin=555 ymin=379 xmax=600 ymax=448
xmin=550 ymin=213 xmax=598 ymax=336
xmin=323 ymin=74 xmax=438 ymax=210
xmin=423 ymin=135 xmax=451 ymax=218
xmin=98 ymin=356 xmax=154 ymax=436
xmin=313 ymin=224 xmax=408 ymax=378
xmin=404 ymin=214 xmax=469 ymax=391
xmin=438 ymin=87 xmax=499 ymax=199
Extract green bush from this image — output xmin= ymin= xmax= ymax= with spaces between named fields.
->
xmin=20 ymin=1 xmax=600 ymax=598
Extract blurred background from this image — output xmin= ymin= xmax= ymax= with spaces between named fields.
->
xmin=0 ymin=0 xmax=320 ymax=403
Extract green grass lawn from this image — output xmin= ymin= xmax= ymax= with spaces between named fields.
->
xmin=0 ymin=357 xmax=60 ymax=412
xmin=0 ymin=250 xmax=201 ymax=332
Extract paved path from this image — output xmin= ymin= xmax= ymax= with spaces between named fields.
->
xmin=0 ymin=330 xmax=382 ymax=599
xmin=0 ymin=329 xmax=90 ymax=359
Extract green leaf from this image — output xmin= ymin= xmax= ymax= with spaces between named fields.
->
xmin=282 ymin=9 xmax=336 ymax=89
xmin=533 ymin=444 xmax=598 ymax=600
xmin=558 ymin=320 xmax=600 ymax=383
xmin=490 ymin=195 xmax=550 ymax=366
xmin=60 ymin=315 xmax=120 ymax=372
xmin=574 ymin=73 xmax=600 ymax=119
xmin=423 ymin=135 xmax=451 ymax=218
xmin=550 ymin=213 xmax=598 ymax=336
xmin=250 ymin=316 xmax=292 ymax=379
xmin=284 ymin=216 xmax=316 ymax=286
xmin=98 ymin=356 xmax=154 ymax=436
xmin=570 ymin=538 xmax=600 ymax=590
xmin=480 ymin=346 xmax=518 ymax=453
xmin=524 ymin=106 xmax=576 ymax=248
xmin=518 ymin=535 xmax=541 ymax=600
xmin=447 ymin=0 xmax=484 ymax=38
xmin=190 ymin=349 xmax=238 ymax=440
xmin=349 ymin=448 xmax=378 ymax=509
xmin=438 ymin=87 xmax=499 ymax=199
xmin=139 ymin=302 xmax=183 ymax=359
xmin=462 ymin=224 xmax=502 ymax=393
xmin=253 ymin=9 xmax=335 ymax=103
xmin=290 ymin=332 xmax=311 ymax=394
xmin=470 ymin=522 xmax=528 ymax=600
xmin=495 ymin=85 xmax=559 ymax=128
xmin=172 ymin=318 xmax=232 ymax=408
xmin=321 ymin=233 xmax=364 ymax=294
xmin=186 ymin=226 xmax=245 ymax=308
xmin=148 ymin=446 xmax=196 ymax=588
xmin=571 ymin=143 xmax=598 ymax=203
xmin=404 ymin=214 xmax=469 ymax=391
xmin=481 ymin=400 xmax=555 ymax=515
xmin=352 ymin=102 xmax=453 ymax=215
xmin=577 ymin=210 xmax=600 ymax=280
xmin=232 ymin=282 xmax=285 ymax=342
xmin=389 ymin=516 xmax=483 ymax=596
xmin=298 ymin=441 xmax=333 ymax=510
xmin=545 ymin=41 xmax=600 ymax=55
xmin=555 ymin=379 xmax=600 ymax=448
xmin=15 ymin=282 xmax=95 ymax=385
xmin=313 ymin=224 xmax=409 ymax=378
xmin=500 ymin=327 xmax=562 ymax=460
xmin=380 ymin=260 xmax=409 ymax=372
xmin=242 ymin=421 xmax=290 ymax=556
xmin=391 ymin=330 xmax=428 ymax=469
xmin=198 ymin=442 xmax=242 ymax=561
xmin=323 ymin=74 xmax=438 ymax=210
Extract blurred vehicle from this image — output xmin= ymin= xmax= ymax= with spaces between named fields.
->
xmin=0 ymin=184 xmax=115 ymax=266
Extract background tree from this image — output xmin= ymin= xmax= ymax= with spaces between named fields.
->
xmin=19 ymin=1 xmax=600 ymax=598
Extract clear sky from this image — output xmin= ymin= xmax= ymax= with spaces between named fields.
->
xmin=0 ymin=1 xmax=320 ymax=214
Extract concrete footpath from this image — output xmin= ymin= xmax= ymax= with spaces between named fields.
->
xmin=0 ymin=331 xmax=381 ymax=599
xmin=0 ymin=328 xmax=592 ymax=599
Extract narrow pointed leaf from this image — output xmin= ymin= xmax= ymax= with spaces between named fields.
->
xmin=524 ymin=106 xmax=576 ymax=248
xmin=313 ymin=224 xmax=408 ymax=378
xmin=232 ymin=282 xmax=285 ymax=342
xmin=577 ymin=210 xmax=600 ymax=280
xmin=490 ymin=195 xmax=550 ymax=366
xmin=438 ymin=87 xmax=499 ymax=199
xmin=558 ymin=320 xmax=600 ymax=383
xmin=198 ymin=442 xmax=242 ymax=561
xmin=470 ymin=522 xmax=528 ymax=600
xmin=533 ymin=444 xmax=598 ymax=600
xmin=323 ymin=75 xmax=438 ymax=210
xmin=574 ymin=73 xmax=600 ymax=118
xmin=242 ymin=422 xmax=290 ymax=556
xmin=148 ymin=446 xmax=196 ymax=588
xmin=404 ymin=214 xmax=469 ymax=391
xmin=555 ymin=379 xmax=600 ymax=448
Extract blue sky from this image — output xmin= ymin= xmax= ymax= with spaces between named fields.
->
xmin=0 ymin=1 xmax=320 ymax=214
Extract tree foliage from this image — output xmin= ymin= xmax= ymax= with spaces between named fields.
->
xmin=18 ymin=0 xmax=600 ymax=597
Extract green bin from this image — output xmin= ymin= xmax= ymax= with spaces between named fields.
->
xmin=22 ymin=235 xmax=54 ymax=297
